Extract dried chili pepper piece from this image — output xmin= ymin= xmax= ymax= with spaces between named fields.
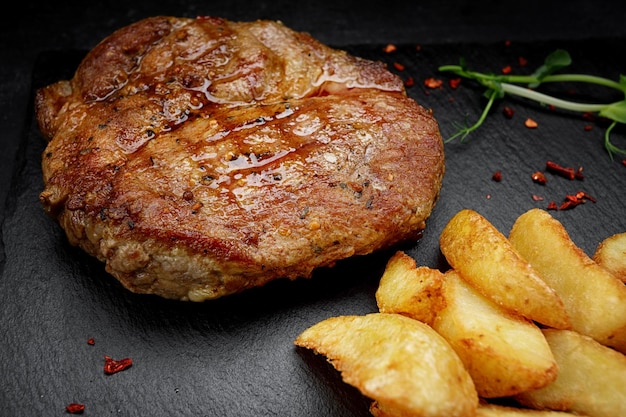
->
xmin=576 ymin=191 xmax=596 ymax=203
xmin=66 ymin=403 xmax=85 ymax=414
xmin=546 ymin=161 xmax=576 ymax=180
xmin=449 ymin=78 xmax=462 ymax=89
xmin=424 ymin=77 xmax=443 ymax=89
xmin=502 ymin=65 xmax=512 ymax=74
xmin=547 ymin=201 xmax=558 ymax=210
xmin=532 ymin=194 xmax=544 ymax=201
xmin=383 ymin=44 xmax=396 ymax=53
xmin=87 ymin=338 xmax=95 ymax=346
xmin=492 ymin=171 xmax=502 ymax=182
xmin=518 ymin=56 xmax=528 ymax=67
xmin=502 ymin=106 xmax=515 ymax=119
xmin=531 ymin=171 xmax=547 ymax=185
xmin=393 ymin=62 xmax=405 ymax=71
xmin=404 ymin=76 xmax=415 ymax=87
xmin=560 ymin=198 xmax=580 ymax=210
xmin=104 ymin=355 xmax=133 ymax=375
xmin=525 ymin=118 xmax=538 ymax=128
xmin=574 ymin=166 xmax=584 ymax=180
xmin=558 ymin=191 xmax=596 ymax=210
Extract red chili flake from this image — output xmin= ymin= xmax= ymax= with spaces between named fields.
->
xmin=383 ymin=44 xmax=397 ymax=53
xmin=66 ymin=403 xmax=85 ymax=414
xmin=548 ymin=104 xmax=556 ymax=111
xmin=546 ymin=161 xmax=576 ymax=180
xmin=560 ymin=197 xmax=580 ymax=210
xmin=486 ymin=194 xmax=491 ymax=200
xmin=584 ymin=125 xmax=593 ymax=131
xmin=393 ymin=62 xmax=405 ymax=71
xmin=577 ymin=191 xmax=596 ymax=203
xmin=531 ymin=171 xmax=547 ymax=185
xmin=415 ymin=44 xmax=422 ymax=52
xmin=547 ymin=201 xmax=558 ymax=210
xmin=525 ymin=118 xmax=538 ymax=129
xmin=492 ymin=171 xmax=502 ymax=182
xmin=449 ymin=78 xmax=462 ymax=89
xmin=502 ymin=65 xmax=512 ymax=74
xmin=502 ymin=106 xmax=515 ymax=119
xmin=622 ymin=158 xmax=626 ymax=167
xmin=104 ymin=355 xmax=133 ymax=375
xmin=558 ymin=191 xmax=596 ymax=210
xmin=518 ymin=56 xmax=528 ymax=67
xmin=87 ymin=338 xmax=95 ymax=345
xmin=582 ymin=112 xmax=595 ymax=121
xmin=504 ymin=40 xmax=512 ymax=47
xmin=532 ymin=194 xmax=544 ymax=201
xmin=574 ymin=166 xmax=584 ymax=180
xmin=424 ymin=77 xmax=443 ymax=89
xmin=404 ymin=76 xmax=414 ymax=87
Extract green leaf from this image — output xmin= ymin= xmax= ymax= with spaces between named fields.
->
xmin=598 ymin=100 xmax=626 ymax=124
xmin=543 ymin=49 xmax=572 ymax=69
xmin=529 ymin=49 xmax=572 ymax=88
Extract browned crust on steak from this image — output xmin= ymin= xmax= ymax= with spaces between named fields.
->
xmin=36 ymin=16 xmax=445 ymax=301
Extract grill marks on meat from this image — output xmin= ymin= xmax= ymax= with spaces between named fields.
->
xmin=35 ymin=16 xmax=445 ymax=301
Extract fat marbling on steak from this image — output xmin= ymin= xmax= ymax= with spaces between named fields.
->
xmin=35 ymin=16 xmax=445 ymax=301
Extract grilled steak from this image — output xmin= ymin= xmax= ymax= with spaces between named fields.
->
xmin=36 ymin=16 xmax=445 ymax=301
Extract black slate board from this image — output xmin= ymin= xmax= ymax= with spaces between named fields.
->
xmin=1 ymin=38 xmax=625 ymax=416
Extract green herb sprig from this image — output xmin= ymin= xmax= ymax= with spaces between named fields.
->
xmin=439 ymin=49 xmax=626 ymax=159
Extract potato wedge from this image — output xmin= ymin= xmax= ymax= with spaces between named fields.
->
xmin=433 ymin=270 xmax=557 ymax=398
xmin=369 ymin=401 xmax=580 ymax=417
xmin=375 ymin=251 xmax=445 ymax=326
xmin=515 ymin=329 xmax=626 ymax=417
xmin=439 ymin=209 xmax=570 ymax=329
xmin=592 ymin=231 xmax=626 ymax=283
xmin=509 ymin=208 xmax=626 ymax=353
xmin=294 ymin=313 xmax=478 ymax=417
xmin=476 ymin=403 xmax=588 ymax=416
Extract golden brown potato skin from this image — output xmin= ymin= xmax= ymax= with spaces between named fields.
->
xmin=35 ymin=16 xmax=445 ymax=301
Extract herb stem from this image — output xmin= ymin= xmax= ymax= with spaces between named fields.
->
xmin=540 ymin=74 xmax=626 ymax=93
xmin=499 ymin=83 xmax=612 ymax=113
xmin=439 ymin=65 xmax=626 ymax=93
xmin=446 ymin=88 xmax=499 ymax=143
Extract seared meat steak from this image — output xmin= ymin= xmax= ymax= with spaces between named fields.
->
xmin=36 ymin=16 xmax=445 ymax=301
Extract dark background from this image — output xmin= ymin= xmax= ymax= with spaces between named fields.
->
xmin=2 ymin=1 xmax=626 ymax=416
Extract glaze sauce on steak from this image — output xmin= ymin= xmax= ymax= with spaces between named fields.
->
xmin=36 ymin=16 xmax=445 ymax=301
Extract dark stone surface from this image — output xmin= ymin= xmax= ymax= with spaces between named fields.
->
xmin=2 ymin=2 xmax=626 ymax=416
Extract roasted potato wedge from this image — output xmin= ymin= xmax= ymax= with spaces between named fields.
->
xmin=439 ymin=209 xmax=570 ymax=329
xmin=476 ymin=403 xmax=588 ymax=416
xmin=509 ymin=208 xmax=626 ymax=353
xmin=433 ymin=270 xmax=557 ymax=398
xmin=294 ymin=313 xmax=478 ymax=417
xmin=592 ymin=231 xmax=626 ymax=283
xmin=375 ymin=251 xmax=445 ymax=326
xmin=515 ymin=329 xmax=626 ymax=417
xmin=369 ymin=401 xmax=580 ymax=417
